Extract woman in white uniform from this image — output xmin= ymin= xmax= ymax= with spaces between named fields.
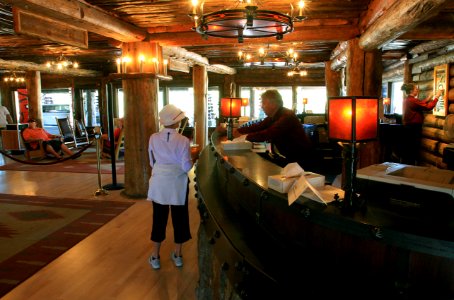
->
xmin=147 ymin=104 xmax=194 ymax=270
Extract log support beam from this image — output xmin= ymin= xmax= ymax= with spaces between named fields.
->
xmin=193 ymin=65 xmax=208 ymax=147
xmin=359 ymin=0 xmax=447 ymax=51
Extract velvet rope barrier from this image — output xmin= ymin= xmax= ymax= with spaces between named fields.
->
xmin=0 ymin=141 xmax=94 ymax=165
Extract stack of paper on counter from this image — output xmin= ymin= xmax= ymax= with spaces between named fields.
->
xmin=221 ymin=135 xmax=252 ymax=150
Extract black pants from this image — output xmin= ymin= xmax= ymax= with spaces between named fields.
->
xmin=401 ymin=124 xmax=422 ymax=165
xmin=150 ymin=184 xmax=191 ymax=244
xmin=43 ymin=139 xmax=63 ymax=152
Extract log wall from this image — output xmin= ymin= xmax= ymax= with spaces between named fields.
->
xmin=415 ymin=64 xmax=454 ymax=169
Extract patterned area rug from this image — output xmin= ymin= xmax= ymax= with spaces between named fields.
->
xmin=0 ymin=194 xmax=134 ymax=297
xmin=0 ymin=149 xmax=124 ymax=174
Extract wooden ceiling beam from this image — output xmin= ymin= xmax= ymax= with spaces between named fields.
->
xmin=0 ymin=58 xmax=101 ymax=77
xmin=163 ymin=46 xmax=236 ymax=75
xmin=359 ymin=0 xmax=448 ymax=51
xmin=149 ymin=26 xmax=360 ymax=47
xmin=7 ymin=0 xmax=148 ymax=42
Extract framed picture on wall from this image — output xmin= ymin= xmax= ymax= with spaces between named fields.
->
xmin=433 ymin=64 xmax=449 ymax=116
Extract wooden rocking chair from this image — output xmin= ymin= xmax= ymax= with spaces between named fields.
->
xmin=20 ymin=129 xmax=46 ymax=160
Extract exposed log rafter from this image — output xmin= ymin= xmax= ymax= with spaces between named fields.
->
xmin=359 ymin=0 xmax=448 ymax=51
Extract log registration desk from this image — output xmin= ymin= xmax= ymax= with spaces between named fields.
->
xmin=195 ymin=132 xmax=454 ymax=299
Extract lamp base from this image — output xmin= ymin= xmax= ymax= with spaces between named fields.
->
xmin=226 ymin=118 xmax=234 ymax=140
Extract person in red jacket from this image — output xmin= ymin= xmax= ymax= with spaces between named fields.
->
xmin=223 ymin=89 xmax=316 ymax=170
xmin=401 ymin=83 xmax=443 ymax=164
xmin=22 ymin=118 xmax=75 ymax=159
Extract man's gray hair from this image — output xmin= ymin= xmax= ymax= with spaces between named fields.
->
xmin=261 ymin=89 xmax=283 ymax=107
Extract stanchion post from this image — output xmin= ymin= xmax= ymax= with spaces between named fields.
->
xmin=94 ymin=131 xmax=108 ymax=196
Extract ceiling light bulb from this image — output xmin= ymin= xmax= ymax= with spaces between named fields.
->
xmin=73 ymin=62 xmax=79 ymax=68
xmin=259 ymin=47 xmax=265 ymax=56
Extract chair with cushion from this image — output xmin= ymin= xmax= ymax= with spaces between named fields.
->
xmin=74 ymin=119 xmax=91 ymax=145
xmin=101 ymin=118 xmax=125 ymax=161
xmin=56 ymin=117 xmax=89 ymax=148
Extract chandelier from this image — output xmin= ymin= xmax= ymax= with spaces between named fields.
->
xmin=46 ymin=54 xmax=79 ymax=70
xmin=3 ymin=72 xmax=25 ymax=84
xmin=189 ymin=0 xmax=306 ymax=43
xmin=238 ymin=45 xmax=304 ymax=71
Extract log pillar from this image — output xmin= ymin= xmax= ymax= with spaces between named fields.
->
xmin=223 ymin=75 xmax=236 ymax=97
xmin=325 ymin=60 xmax=342 ymax=98
xmin=344 ymin=38 xmax=383 ymax=185
xmin=346 ymin=38 xmax=382 ymax=97
xmin=193 ymin=65 xmax=208 ymax=147
xmin=25 ymin=71 xmax=42 ymax=127
xmin=121 ymin=42 xmax=161 ymax=198
xmin=73 ymin=83 xmax=83 ymax=123
xmin=0 ymin=83 xmax=14 ymax=121
xmin=404 ymin=60 xmax=412 ymax=84
xmin=100 ymin=79 xmax=108 ymax=132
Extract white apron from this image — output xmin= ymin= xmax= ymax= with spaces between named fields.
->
xmin=147 ymin=164 xmax=188 ymax=206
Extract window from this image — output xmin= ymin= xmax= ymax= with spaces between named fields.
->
xmin=81 ymin=89 xmax=100 ymax=127
xmin=240 ymin=86 xmax=293 ymax=119
xmin=167 ymin=87 xmax=220 ymax=127
xmin=41 ymin=88 xmax=73 ymax=135
xmin=117 ymin=89 xmax=163 ymax=119
xmin=391 ymin=81 xmax=403 ymax=114
xmin=240 ymin=86 xmax=327 ymax=119
xmin=296 ymin=86 xmax=327 ymax=114
xmin=169 ymin=87 xmax=195 ymax=126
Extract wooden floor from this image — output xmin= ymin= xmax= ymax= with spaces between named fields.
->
xmin=0 ymin=153 xmax=200 ymax=300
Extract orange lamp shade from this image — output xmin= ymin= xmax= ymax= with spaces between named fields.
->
xmin=302 ymin=98 xmax=308 ymax=105
xmin=220 ymin=97 xmax=242 ymax=118
xmin=383 ymin=97 xmax=391 ymax=105
xmin=241 ymin=98 xmax=249 ymax=106
xmin=328 ymin=96 xmax=379 ymax=142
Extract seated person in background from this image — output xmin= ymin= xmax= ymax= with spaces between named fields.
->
xmin=101 ymin=117 xmax=123 ymax=149
xmin=218 ymin=89 xmax=316 ymax=171
xmin=22 ymin=118 xmax=75 ymax=159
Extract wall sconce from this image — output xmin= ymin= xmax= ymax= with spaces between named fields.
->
xmin=328 ymin=96 xmax=379 ymax=209
xmin=221 ymin=97 xmax=242 ymax=140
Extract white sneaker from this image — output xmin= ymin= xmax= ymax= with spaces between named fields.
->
xmin=148 ymin=256 xmax=160 ymax=270
xmin=171 ymin=252 xmax=183 ymax=267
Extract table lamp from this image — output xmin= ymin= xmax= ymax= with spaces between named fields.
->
xmin=328 ymin=96 xmax=379 ymax=209
xmin=241 ymin=98 xmax=249 ymax=116
xmin=221 ymin=97 xmax=242 ymax=140
xmin=302 ymin=98 xmax=308 ymax=114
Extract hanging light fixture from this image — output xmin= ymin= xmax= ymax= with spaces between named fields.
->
xmin=189 ymin=0 xmax=306 ymax=43
xmin=46 ymin=53 xmax=79 ymax=70
xmin=2 ymin=72 xmax=25 ymax=85
xmin=238 ymin=45 xmax=307 ymax=70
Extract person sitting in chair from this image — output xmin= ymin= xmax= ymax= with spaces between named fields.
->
xmin=101 ymin=118 xmax=124 ymax=157
xmin=22 ymin=119 xmax=76 ymax=159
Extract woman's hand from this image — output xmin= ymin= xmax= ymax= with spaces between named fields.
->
xmin=435 ymin=89 xmax=444 ymax=98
